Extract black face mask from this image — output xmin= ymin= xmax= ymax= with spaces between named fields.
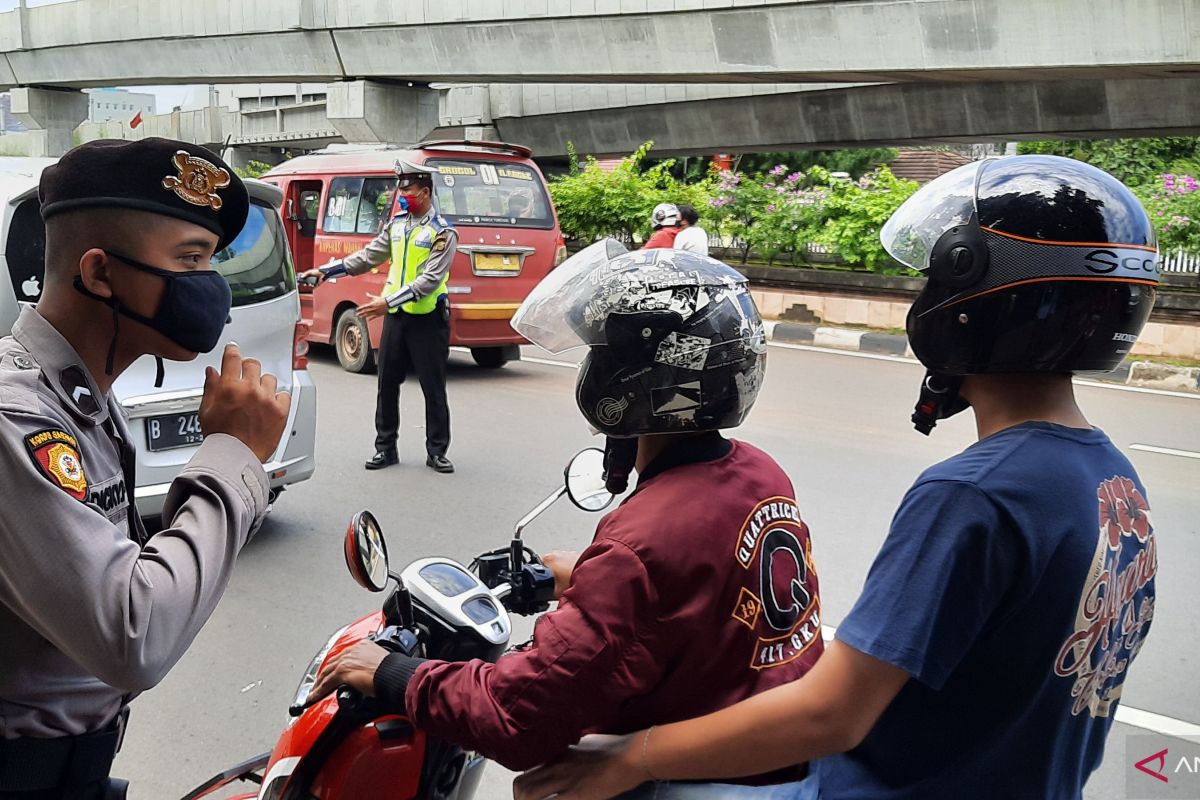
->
xmin=74 ymin=250 xmax=232 ymax=386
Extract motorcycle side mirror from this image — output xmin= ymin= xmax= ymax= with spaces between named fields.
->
xmin=564 ymin=447 xmax=614 ymax=512
xmin=343 ymin=510 xmax=390 ymax=592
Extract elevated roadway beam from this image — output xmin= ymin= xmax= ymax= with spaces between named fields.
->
xmin=0 ymin=0 xmax=1195 ymax=88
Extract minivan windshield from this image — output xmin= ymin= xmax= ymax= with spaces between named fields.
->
xmin=427 ymin=158 xmax=554 ymax=230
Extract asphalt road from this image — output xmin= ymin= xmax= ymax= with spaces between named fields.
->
xmin=113 ymin=341 xmax=1200 ymax=799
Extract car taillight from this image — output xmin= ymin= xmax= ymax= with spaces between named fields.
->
xmin=293 ymin=322 xmax=310 ymax=371
xmin=554 ymin=236 xmax=568 ymax=267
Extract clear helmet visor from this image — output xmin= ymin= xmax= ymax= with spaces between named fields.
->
xmin=511 ymin=238 xmax=629 ymax=353
xmin=880 ymin=161 xmax=986 ymax=271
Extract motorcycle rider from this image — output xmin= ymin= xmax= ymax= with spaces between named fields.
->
xmin=514 ymin=155 xmax=1161 ymax=800
xmin=312 ymin=243 xmax=825 ymax=790
xmin=642 ymin=203 xmax=681 ymax=250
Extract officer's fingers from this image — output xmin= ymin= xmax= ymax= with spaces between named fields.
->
xmin=241 ymin=357 xmax=262 ymax=384
xmin=203 ymin=366 xmax=218 ymax=395
xmin=220 ymin=342 xmax=242 ymax=379
xmin=273 ymin=390 xmax=293 ymax=417
xmin=258 ymin=371 xmax=277 ymax=397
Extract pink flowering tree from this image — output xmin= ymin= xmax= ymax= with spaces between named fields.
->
xmin=707 ymin=164 xmax=918 ymax=272
xmin=1140 ymin=173 xmax=1200 ymax=255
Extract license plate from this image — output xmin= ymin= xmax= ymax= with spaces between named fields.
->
xmin=146 ymin=412 xmax=203 ymax=452
xmin=473 ymin=253 xmax=521 ymax=273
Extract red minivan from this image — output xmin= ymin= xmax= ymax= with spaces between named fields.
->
xmin=263 ymin=141 xmax=565 ymax=371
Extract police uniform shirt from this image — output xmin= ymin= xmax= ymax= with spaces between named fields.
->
xmin=342 ymin=206 xmax=459 ymax=302
xmin=0 ymin=308 xmax=269 ymax=738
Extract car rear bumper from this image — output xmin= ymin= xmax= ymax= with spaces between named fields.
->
xmin=134 ymin=370 xmax=318 ymax=520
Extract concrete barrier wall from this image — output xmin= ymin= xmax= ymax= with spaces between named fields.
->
xmin=751 ymin=288 xmax=1200 ymax=360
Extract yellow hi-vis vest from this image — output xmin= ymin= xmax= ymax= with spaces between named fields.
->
xmin=383 ymin=213 xmax=451 ymax=315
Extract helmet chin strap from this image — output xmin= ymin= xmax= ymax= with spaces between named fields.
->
xmin=602 ymin=437 xmax=638 ymax=494
xmin=912 ymin=370 xmax=970 ymax=436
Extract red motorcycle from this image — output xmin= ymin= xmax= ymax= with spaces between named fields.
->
xmin=181 ymin=448 xmax=612 ymax=800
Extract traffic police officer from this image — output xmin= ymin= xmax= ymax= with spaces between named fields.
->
xmin=0 ymin=138 xmax=290 ymax=799
xmin=301 ymin=158 xmax=457 ymax=474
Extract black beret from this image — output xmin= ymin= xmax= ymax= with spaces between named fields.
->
xmin=39 ymin=138 xmax=249 ymax=251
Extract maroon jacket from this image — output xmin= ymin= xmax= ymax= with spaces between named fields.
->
xmin=642 ymin=226 xmax=680 ymax=250
xmin=404 ymin=437 xmax=823 ymax=773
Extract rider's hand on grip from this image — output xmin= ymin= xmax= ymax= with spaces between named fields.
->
xmin=199 ymin=343 xmax=291 ymax=463
xmin=541 ymin=550 xmax=581 ymax=600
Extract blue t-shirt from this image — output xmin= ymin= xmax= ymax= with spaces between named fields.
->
xmin=816 ymin=422 xmax=1157 ymax=799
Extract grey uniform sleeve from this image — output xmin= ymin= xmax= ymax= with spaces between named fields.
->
xmin=341 ymin=226 xmax=393 ymax=277
xmin=0 ymin=412 xmax=268 ymax=693
xmin=391 ymin=228 xmax=458 ymax=304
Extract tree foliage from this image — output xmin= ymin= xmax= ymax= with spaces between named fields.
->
xmin=234 ymin=160 xmax=275 ymax=179
xmin=1017 ymin=138 xmax=1200 ymax=187
xmin=1137 ymin=173 xmax=1200 ymax=255
xmin=736 ymin=148 xmax=898 ymax=180
xmin=548 ymin=141 xmax=714 ymax=243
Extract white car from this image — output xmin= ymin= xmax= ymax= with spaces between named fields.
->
xmin=0 ymin=158 xmax=316 ymax=520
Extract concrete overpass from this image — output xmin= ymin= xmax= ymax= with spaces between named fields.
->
xmin=4 ymin=75 xmax=1190 ymax=165
xmin=0 ymin=0 xmax=1195 ymax=87
xmin=1 ymin=0 xmax=1197 ymax=156
xmin=497 ymin=76 xmax=1200 ymax=157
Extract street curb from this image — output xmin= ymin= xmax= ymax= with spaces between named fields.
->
xmin=763 ymin=321 xmax=1200 ymax=394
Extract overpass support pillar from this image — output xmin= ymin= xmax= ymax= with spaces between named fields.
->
xmin=326 ymin=81 xmax=439 ymax=145
xmin=10 ymin=88 xmax=88 ymax=157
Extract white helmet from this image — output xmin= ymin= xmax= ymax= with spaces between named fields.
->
xmin=651 ymin=203 xmax=680 ymax=229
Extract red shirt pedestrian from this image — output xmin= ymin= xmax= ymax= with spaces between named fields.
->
xmin=642 ymin=226 xmax=680 ymax=250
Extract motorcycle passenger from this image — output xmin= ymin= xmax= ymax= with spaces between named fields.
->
xmin=642 ymin=203 xmax=681 ymax=250
xmin=514 ymin=155 xmax=1161 ymax=800
xmin=312 ymin=243 xmax=825 ymax=789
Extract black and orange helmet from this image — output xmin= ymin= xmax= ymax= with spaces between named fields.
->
xmin=882 ymin=155 xmax=1158 ymax=375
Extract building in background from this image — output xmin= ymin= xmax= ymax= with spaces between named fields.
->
xmin=86 ymin=88 xmax=155 ymax=123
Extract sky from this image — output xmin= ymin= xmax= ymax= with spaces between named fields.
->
xmin=0 ymin=0 xmax=205 ymax=114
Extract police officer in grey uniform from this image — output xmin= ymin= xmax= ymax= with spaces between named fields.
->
xmin=0 ymin=138 xmax=290 ymax=799
xmin=301 ymin=158 xmax=457 ymax=474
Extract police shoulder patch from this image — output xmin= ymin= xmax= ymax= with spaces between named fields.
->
xmin=24 ymin=428 xmax=88 ymax=500
xmin=432 ymin=233 xmax=451 ymax=253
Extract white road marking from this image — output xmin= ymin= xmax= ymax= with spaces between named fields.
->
xmin=450 ymin=346 xmax=579 ymax=370
xmin=765 ymin=342 xmax=1200 ymax=401
xmin=1074 ymin=379 xmax=1200 ymax=401
xmin=511 ymin=340 xmax=1200 ymax=401
xmin=1114 ymin=706 xmax=1200 ymax=739
xmin=767 ymin=341 xmax=917 ymax=365
xmin=820 ymin=624 xmax=1200 ymax=738
xmin=1129 ymin=444 xmax=1200 ymax=460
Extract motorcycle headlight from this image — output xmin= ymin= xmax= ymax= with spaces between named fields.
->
xmin=288 ymin=624 xmax=349 ymax=722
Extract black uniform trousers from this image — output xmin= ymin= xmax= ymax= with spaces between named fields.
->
xmin=374 ymin=302 xmax=450 ymax=457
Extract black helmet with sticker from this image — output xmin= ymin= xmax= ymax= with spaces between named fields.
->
xmin=512 ymin=240 xmax=767 ymax=437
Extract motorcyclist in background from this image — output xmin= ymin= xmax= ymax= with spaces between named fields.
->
xmin=642 ymin=203 xmax=681 ymax=250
